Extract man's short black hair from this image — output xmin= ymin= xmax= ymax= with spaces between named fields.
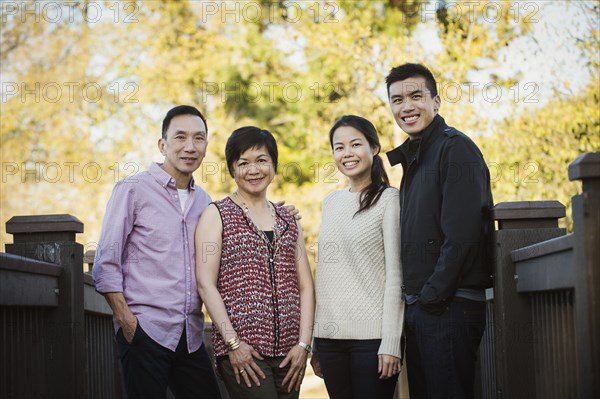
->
xmin=385 ymin=63 xmax=438 ymax=98
xmin=161 ymin=105 xmax=208 ymax=139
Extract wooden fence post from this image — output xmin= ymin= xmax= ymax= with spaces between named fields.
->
xmin=6 ymin=214 xmax=85 ymax=399
xmin=569 ymin=152 xmax=600 ymax=398
xmin=491 ymin=201 xmax=566 ymax=398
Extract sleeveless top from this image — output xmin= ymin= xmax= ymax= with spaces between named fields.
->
xmin=212 ymin=196 xmax=301 ymax=357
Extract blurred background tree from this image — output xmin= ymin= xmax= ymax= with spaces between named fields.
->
xmin=1 ymin=0 xmax=598 ymax=254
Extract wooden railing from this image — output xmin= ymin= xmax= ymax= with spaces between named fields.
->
xmin=480 ymin=152 xmax=599 ymax=399
xmin=0 ymin=214 xmax=231 ymax=399
xmin=1 ymin=152 xmax=598 ymax=399
xmin=0 ymin=215 xmax=125 ymax=399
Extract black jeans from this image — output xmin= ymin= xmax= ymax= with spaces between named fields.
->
xmin=314 ymin=338 xmax=398 ymax=399
xmin=116 ymin=325 xmax=222 ymax=399
xmin=405 ymin=297 xmax=486 ymax=399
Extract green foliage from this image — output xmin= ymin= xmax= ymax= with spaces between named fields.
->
xmin=1 ymin=0 xmax=597 ymax=249
xmin=479 ymin=80 xmax=600 ymax=229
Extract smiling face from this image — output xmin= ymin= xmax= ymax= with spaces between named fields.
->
xmin=388 ymin=75 xmax=441 ymax=139
xmin=158 ymin=114 xmax=207 ymax=188
xmin=233 ymin=145 xmax=275 ymax=197
xmin=332 ymin=125 xmax=377 ymax=190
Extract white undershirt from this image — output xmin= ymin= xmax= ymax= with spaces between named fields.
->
xmin=177 ymin=189 xmax=189 ymax=211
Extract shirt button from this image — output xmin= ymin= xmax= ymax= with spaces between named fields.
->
xmin=188 ymin=291 xmax=191 ymax=295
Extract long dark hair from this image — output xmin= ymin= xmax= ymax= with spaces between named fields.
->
xmin=329 ymin=115 xmax=390 ymax=216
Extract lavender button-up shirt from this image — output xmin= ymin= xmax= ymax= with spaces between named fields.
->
xmin=93 ymin=163 xmax=211 ymax=352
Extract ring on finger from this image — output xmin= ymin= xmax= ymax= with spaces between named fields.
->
xmin=239 ymin=369 xmax=246 ymax=375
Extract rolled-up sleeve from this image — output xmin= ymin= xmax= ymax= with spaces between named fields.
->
xmin=92 ymin=180 xmax=136 ymax=293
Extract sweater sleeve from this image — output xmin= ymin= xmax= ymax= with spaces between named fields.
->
xmin=378 ymin=190 xmax=404 ymax=358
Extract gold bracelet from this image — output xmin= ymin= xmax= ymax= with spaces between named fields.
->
xmin=227 ymin=336 xmax=240 ymax=351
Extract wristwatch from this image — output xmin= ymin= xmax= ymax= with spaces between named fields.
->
xmin=298 ymin=341 xmax=312 ymax=353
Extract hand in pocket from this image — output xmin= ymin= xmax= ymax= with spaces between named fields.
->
xmin=122 ymin=317 xmax=138 ymax=344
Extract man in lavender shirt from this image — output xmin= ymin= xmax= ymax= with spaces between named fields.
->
xmin=93 ymin=105 xmax=222 ymax=399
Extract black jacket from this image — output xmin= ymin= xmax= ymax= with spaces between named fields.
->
xmin=387 ymin=115 xmax=494 ymax=313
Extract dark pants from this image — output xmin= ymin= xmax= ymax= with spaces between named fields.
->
xmin=405 ymin=297 xmax=486 ymax=399
xmin=314 ymin=338 xmax=398 ymax=399
xmin=217 ymin=355 xmax=298 ymax=399
xmin=116 ymin=325 xmax=222 ymax=399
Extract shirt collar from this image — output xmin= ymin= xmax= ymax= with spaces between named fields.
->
xmin=148 ymin=162 xmax=196 ymax=190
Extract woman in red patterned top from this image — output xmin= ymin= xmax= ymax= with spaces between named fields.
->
xmin=195 ymin=126 xmax=314 ymax=399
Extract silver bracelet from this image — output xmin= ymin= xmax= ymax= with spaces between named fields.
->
xmin=298 ymin=341 xmax=312 ymax=353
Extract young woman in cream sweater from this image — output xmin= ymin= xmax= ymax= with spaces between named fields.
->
xmin=311 ymin=115 xmax=404 ymax=399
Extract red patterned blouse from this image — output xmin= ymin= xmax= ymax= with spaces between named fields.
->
xmin=212 ymin=196 xmax=301 ymax=357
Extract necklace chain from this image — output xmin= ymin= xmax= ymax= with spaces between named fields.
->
xmin=234 ymin=191 xmax=276 ymax=231
xmin=233 ymin=191 xmax=282 ymax=297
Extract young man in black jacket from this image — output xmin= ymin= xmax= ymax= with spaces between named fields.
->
xmin=385 ymin=63 xmax=494 ymax=399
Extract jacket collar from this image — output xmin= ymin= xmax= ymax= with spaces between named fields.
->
xmin=386 ymin=114 xmax=445 ymax=168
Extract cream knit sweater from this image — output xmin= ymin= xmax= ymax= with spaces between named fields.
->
xmin=314 ymin=187 xmax=404 ymax=357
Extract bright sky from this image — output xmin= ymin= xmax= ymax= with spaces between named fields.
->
xmin=400 ymin=0 xmax=597 ymax=133
xmin=474 ymin=1 xmax=595 ymax=102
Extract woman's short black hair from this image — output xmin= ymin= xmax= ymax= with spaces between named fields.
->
xmin=225 ymin=126 xmax=278 ymax=177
